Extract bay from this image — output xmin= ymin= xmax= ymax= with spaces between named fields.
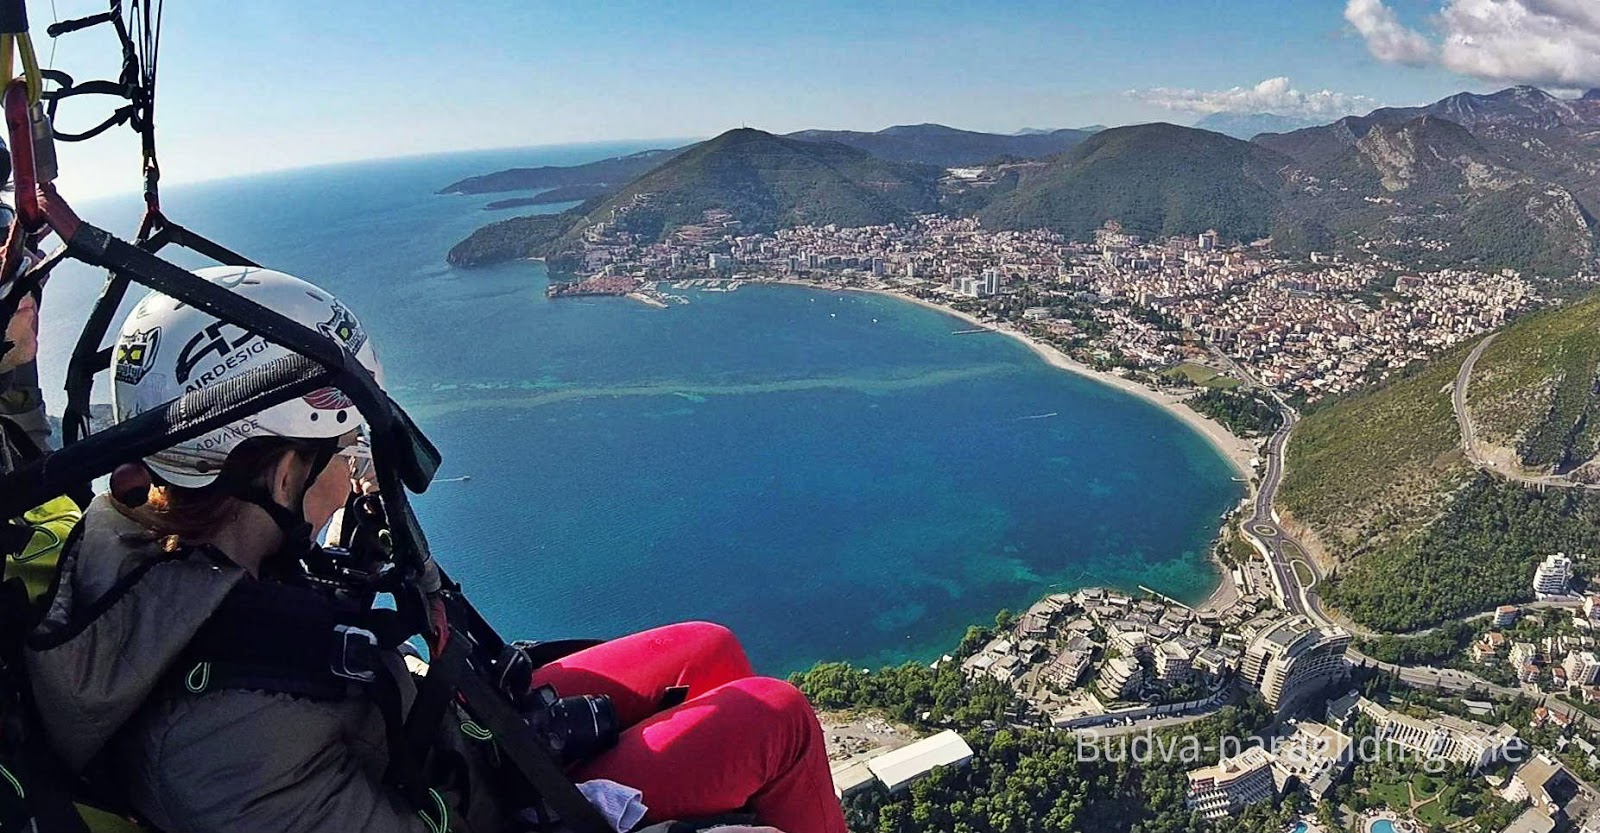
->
xmin=34 ymin=142 xmax=1243 ymax=674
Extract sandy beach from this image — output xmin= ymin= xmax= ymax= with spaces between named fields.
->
xmin=864 ymin=288 xmax=1261 ymax=613
xmin=849 ymin=287 xmax=1260 ymax=480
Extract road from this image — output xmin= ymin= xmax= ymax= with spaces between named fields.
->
xmin=1242 ymin=356 xmax=1600 ymax=731
xmin=1238 ymin=406 xmax=1327 ymax=622
xmin=1202 ymin=346 xmax=1323 ymax=620
xmin=1454 ymin=331 xmax=1600 ymax=491
xmin=1086 ymin=346 xmax=1588 ymax=737
xmin=1348 ymin=652 xmax=1600 ymax=734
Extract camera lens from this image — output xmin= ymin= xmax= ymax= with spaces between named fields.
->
xmin=527 ymin=692 xmax=620 ymax=766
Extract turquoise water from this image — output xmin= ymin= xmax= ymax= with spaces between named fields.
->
xmin=35 ymin=144 xmax=1243 ymax=674
xmin=1371 ymin=821 xmax=1396 ymax=833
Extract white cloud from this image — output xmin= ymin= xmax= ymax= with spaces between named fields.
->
xmin=1344 ymin=0 xmax=1436 ymax=65
xmin=1129 ymin=77 xmax=1381 ymax=118
xmin=1438 ymin=0 xmax=1600 ymax=87
xmin=1348 ymin=0 xmax=1600 ymax=88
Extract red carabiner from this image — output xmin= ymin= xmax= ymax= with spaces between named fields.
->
xmin=3 ymin=77 xmax=39 ymax=231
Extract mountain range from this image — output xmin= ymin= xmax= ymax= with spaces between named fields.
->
xmin=447 ymin=85 xmax=1600 ymax=279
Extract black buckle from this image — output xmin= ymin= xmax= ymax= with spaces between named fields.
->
xmin=332 ymin=624 xmax=379 ymax=683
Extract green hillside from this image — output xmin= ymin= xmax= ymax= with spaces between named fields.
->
xmin=445 ymin=213 xmax=580 ymax=267
xmin=1283 ymin=294 xmax=1600 ymax=631
xmin=554 ymin=128 xmax=941 ymax=249
xmin=976 ymin=123 xmax=1289 ymax=242
xmin=1468 ymin=297 xmax=1600 ymax=473
xmin=1280 ymin=345 xmax=1470 ymax=555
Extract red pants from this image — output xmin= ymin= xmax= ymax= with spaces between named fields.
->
xmin=529 ymin=622 xmax=848 ymax=833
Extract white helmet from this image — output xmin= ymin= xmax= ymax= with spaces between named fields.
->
xmin=111 ymin=266 xmax=384 ymax=488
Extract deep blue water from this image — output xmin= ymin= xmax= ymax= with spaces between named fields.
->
xmin=35 ymin=143 xmax=1243 ymax=674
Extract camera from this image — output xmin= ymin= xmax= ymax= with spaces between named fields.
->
xmin=495 ymin=641 xmax=620 ymax=765
xmin=521 ymin=685 xmax=620 ymax=766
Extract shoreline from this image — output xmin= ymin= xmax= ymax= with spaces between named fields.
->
xmin=872 ymin=289 xmax=1258 ymax=479
xmin=767 ymin=278 xmax=1258 ymax=612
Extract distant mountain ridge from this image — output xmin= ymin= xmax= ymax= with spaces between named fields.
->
xmin=446 ymin=85 xmax=1600 ymax=277
xmin=784 ymin=123 xmax=1096 ymax=167
xmin=1256 ymin=86 xmax=1600 ymax=274
xmin=439 ymin=147 xmax=689 ymax=195
xmin=974 ymin=123 xmax=1290 ymax=242
xmin=1192 ymin=112 xmax=1323 ymax=139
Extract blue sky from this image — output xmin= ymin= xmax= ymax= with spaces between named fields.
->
xmin=36 ymin=0 xmax=1574 ymax=198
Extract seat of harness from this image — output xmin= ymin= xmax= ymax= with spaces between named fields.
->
xmin=176 ymin=576 xmax=411 ymax=700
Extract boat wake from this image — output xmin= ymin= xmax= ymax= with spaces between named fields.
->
xmin=1016 ymin=412 xmax=1058 ymax=421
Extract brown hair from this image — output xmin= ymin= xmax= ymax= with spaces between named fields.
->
xmin=111 ymin=438 xmax=309 ymax=551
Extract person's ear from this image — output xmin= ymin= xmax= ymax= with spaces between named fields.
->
xmin=267 ymin=447 xmax=308 ymax=506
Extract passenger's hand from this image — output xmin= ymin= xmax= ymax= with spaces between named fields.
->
xmin=0 ymin=293 xmax=38 ymax=374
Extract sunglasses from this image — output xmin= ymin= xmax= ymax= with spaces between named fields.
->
xmin=335 ymin=428 xmax=374 ymax=481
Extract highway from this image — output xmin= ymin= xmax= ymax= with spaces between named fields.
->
xmin=1239 ymin=403 xmax=1323 ymax=620
xmin=1454 ymin=331 xmax=1496 ymax=462
xmin=1243 ymin=369 xmax=1600 ymax=731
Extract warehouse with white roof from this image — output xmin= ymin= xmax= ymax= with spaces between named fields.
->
xmin=864 ymin=730 xmax=975 ymax=793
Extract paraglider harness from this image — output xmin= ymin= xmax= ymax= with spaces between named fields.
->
xmin=0 ymin=3 xmax=652 ymax=831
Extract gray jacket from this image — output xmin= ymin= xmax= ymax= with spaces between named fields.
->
xmin=27 ymin=498 xmax=506 ymax=833
xmin=0 ymin=360 xmax=50 ymax=471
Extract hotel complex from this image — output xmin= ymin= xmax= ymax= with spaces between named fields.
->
xmin=1185 ymin=747 xmax=1277 ymax=820
xmin=1239 ymin=617 xmax=1352 ymax=715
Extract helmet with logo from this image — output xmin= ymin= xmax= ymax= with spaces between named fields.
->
xmin=111 ymin=266 xmax=383 ymax=489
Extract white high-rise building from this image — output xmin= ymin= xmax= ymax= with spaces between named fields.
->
xmin=1239 ymin=617 xmax=1352 ymax=715
xmin=980 ymin=268 xmax=1001 ymax=296
xmin=1566 ymin=651 xmax=1600 ymax=686
xmin=1534 ymin=553 xmax=1573 ymax=596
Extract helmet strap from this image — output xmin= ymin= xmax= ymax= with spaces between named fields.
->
xmin=231 ymin=441 xmax=339 ymax=570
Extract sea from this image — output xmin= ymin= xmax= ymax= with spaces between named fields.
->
xmin=34 ymin=142 xmax=1244 ymax=674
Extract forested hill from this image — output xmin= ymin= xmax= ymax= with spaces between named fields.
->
xmin=976 ymin=123 xmax=1291 ymax=242
xmin=1279 ymin=295 xmax=1600 ymax=632
xmin=438 ymin=147 xmax=688 ymax=195
xmin=545 ymin=128 xmax=942 ymax=252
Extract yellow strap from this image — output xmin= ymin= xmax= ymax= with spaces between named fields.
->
xmin=17 ymin=33 xmax=37 ymax=103
xmin=0 ymin=33 xmax=42 ymax=104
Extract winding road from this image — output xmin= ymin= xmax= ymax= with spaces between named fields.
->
xmin=1454 ymin=331 xmax=1600 ymax=491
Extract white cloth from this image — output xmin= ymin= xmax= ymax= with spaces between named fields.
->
xmin=577 ymin=779 xmax=649 ymax=832
xmin=515 ymin=778 xmax=649 ymax=833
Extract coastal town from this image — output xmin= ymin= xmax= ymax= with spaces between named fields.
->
xmin=528 ymin=212 xmax=1600 ymax=831
xmin=539 ymin=205 xmax=1600 ymax=832
xmin=550 ymin=211 xmax=1543 ymax=404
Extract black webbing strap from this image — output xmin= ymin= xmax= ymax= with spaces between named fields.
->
xmin=0 ymin=352 xmax=332 ymax=519
xmin=177 ymin=579 xmax=408 ymax=701
xmin=453 ymin=670 xmax=612 ymax=833
xmin=398 ymin=616 xmax=465 ymax=793
xmin=59 ymin=217 xmax=257 ymax=448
